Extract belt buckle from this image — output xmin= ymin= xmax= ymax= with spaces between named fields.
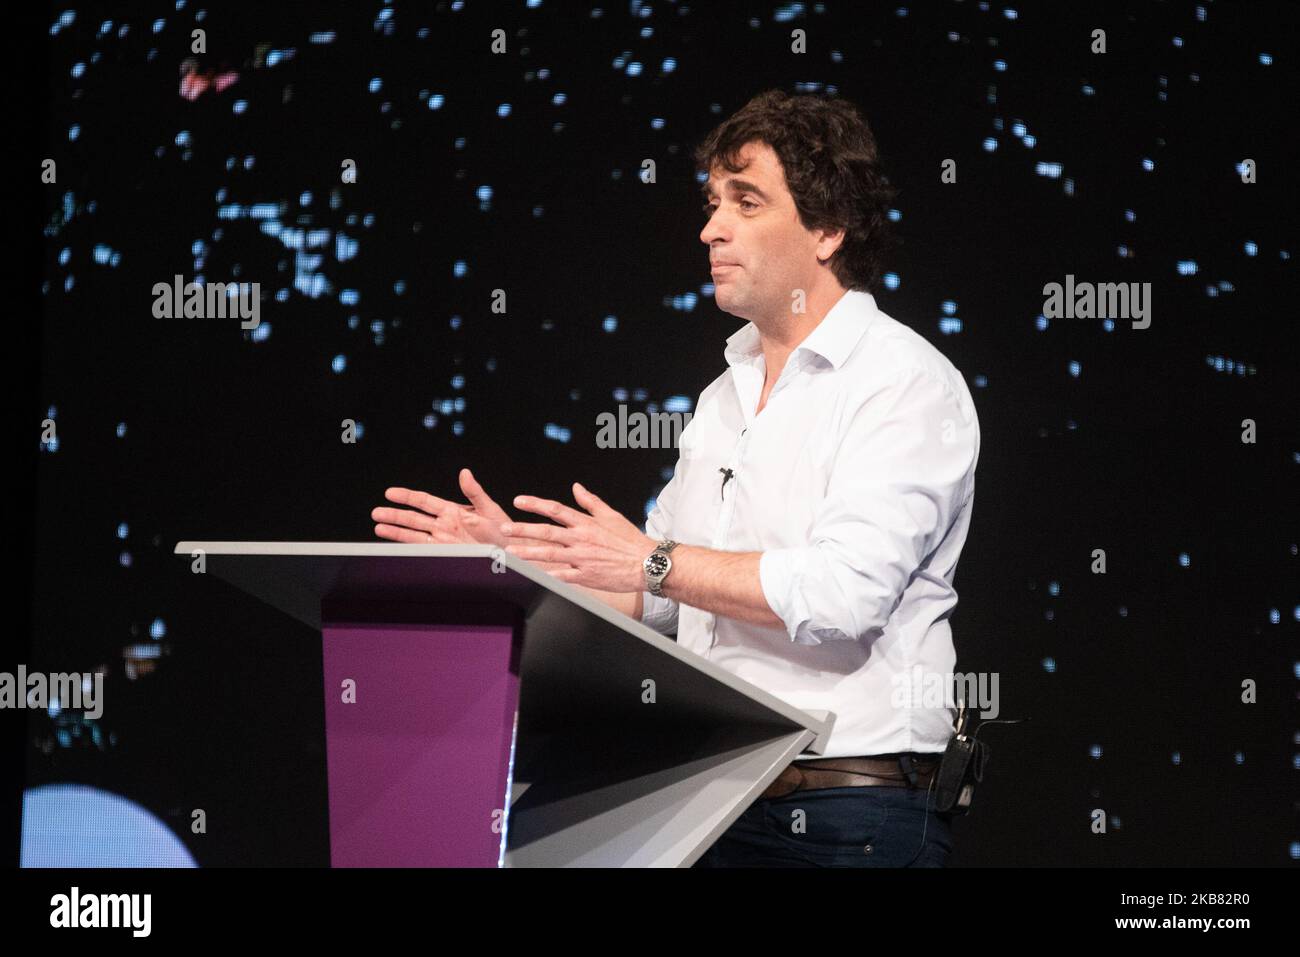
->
xmin=898 ymin=754 xmax=920 ymax=788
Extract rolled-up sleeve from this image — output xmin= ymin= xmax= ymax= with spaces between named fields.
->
xmin=639 ymin=467 xmax=682 ymax=636
xmin=759 ymin=369 xmax=978 ymax=646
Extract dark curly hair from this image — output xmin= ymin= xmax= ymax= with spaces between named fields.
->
xmin=693 ymin=89 xmax=899 ymax=294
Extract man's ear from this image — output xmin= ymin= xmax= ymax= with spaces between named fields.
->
xmin=817 ymin=226 xmax=846 ymax=262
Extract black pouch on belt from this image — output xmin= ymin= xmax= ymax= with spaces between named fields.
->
xmin=934 ymin=732 xmax=988 ymax=814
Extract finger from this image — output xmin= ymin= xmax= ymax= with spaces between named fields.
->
xmin=505 ymin=543 xmax=563 ymax=563
xmin=571 ymin=482 xmax=616 ymax=518
xmin=512 ymin=494 xmax=590 ymax=528
xmin=459 ymin=469 xmax=507 ymax=517
xmin=375 ymin=523 xmax=447 ymax=544
xmin=371 ymin=506 xmax=438 ymax=533
xmin=502 ymin=520 xmax=570 ymax=544
xmin=384 ymin=487 xmax=466 ymax=518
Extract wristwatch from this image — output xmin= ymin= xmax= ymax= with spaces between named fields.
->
xmin=643 ymin=540 xmax=679 ymax=597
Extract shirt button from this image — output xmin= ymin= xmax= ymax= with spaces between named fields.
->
xmin=863 ymin=844 xmax=874 ymax=855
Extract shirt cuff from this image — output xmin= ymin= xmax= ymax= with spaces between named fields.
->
xmin=760 ymin=547 xmax=808 ymax=644
xmin=760 ymin=547 xmax=852 ymax=646
xmin=640 ymin=590 xmax=679 ymax=636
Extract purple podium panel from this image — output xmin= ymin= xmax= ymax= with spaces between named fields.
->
xmin=321 ymin=602 xmax=521 ymax=868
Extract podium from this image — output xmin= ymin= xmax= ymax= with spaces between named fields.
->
xmin=174 ymin=541 xmax=835 ymax=867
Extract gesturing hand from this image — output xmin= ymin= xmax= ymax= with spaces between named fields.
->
xmin=503 ymin=482 xmax=656 ymax=593
xmin=371 ymin=468 xmax=515 ymax=546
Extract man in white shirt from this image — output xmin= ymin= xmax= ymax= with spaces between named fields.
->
xmin=373 ymin=90 xmax=979 ymax=867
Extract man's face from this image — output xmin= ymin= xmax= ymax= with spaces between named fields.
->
xmin=699 ymin=140 xmax=829 ymax=321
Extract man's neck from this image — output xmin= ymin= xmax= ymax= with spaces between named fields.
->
xmin=751 ymin=283 xmax=849 ymax=384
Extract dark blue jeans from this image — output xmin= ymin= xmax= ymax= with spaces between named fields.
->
xmin=693 ymin=783 xmax=954 ymax=867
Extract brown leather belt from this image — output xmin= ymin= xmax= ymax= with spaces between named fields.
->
xmin=760 ymin=754 xmax=941 ymax=799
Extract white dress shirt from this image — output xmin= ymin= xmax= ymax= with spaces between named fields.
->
xmin=640 ymin=289 xmax=980 ymax=760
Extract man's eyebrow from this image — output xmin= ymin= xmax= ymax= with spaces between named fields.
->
xmin=700 ymin=178 xmax=773 ymax=202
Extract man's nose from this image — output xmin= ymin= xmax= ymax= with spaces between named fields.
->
xmin=700 ymin=212 xmax=727 ymax=245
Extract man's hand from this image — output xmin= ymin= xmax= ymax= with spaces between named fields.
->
xmin=372 ymin=468 xmax=515 ymax=546
xmin=503 ymin=482 xmax=656 ymax=593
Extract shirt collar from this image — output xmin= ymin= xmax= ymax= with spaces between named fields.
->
xmin=723 ymin=289 xmax=878 ymax=372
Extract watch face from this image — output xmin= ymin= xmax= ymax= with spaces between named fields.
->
xmin=645 ymin=553 xmax=670 ymax=577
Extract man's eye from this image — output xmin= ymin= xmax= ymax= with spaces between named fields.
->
xmin=702 ymin=200 xmax=757 ymax=217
